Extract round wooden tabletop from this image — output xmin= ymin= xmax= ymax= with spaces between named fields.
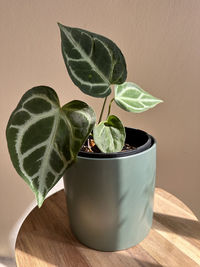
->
xmin=15 ymin=188 xmax=200 ymax=267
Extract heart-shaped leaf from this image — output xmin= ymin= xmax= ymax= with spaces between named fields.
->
xmin=6 ymin=86 xmax=95 ymax=207
xmin=115 ymin=82 xmax=163 ymax=113
xmin=93 ymin=115 xmax=125 ymax=153
xmin=58 ymin=23 xmax=127 ymax=98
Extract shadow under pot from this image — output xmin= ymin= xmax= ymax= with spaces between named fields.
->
xmin=63 ymin=127 xmax=156 ymax=251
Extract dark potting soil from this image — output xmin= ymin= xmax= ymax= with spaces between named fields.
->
xmin=80 ymin=139 xmax=136 ymax=153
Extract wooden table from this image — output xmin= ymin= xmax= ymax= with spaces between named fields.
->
xmin=15 ymin=188 xmax=200 ymax=267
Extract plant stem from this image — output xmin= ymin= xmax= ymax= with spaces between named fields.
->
xmin=98 ymin=97 xmax=107 ymax=123
xmin=107 ymin=98 xmax=114 ymax=118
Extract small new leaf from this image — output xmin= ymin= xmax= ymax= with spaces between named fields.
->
xmin=93 ymin=115 xmax=125 ymax=153
xmin=58 ymin=23 xmax=127 ymax=98
xmin=115 ymin=82 xmax=163 ymax=113
xmin=6 ymin=86 xmax=95 ymax=207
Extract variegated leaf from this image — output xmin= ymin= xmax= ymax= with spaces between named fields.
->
xmin=114 ymin=82 xmax=163 ymax=113
xmin=58 ymin=23 xmax=127 ymax=98
xmin=6 ymin=86 xmax=95 ymax=207
xmin=93 ymin=115 xmax=125 ymax=153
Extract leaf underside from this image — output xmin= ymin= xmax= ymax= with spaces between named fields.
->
xmin=58 ymin=23 xmax=127 ymax=98
xmin=93 ymin=115 xmax=125 ymax=153
xmin=115 ymin=82 xmax=163 ymax=113
xmin=6 ymin=86 xmax=95 ymax=207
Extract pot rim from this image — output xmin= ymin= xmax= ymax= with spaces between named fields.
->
xmin=78 ymin=127 xmax=156 ymax=159
xmin=77 ymin=142 xmax=156 ymax=161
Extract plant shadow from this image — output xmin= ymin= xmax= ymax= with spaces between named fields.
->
xmin=153 ymin=212 xmax=200 ymax=240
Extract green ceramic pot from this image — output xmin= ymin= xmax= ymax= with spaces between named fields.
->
xmin=63 ymin=127 xmax=156 ymax=251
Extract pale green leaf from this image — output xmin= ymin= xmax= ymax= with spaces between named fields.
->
xmin=58 ymin=23 xmax=127 ymax=98
xmin=93 ymin=115 xmax=125 ymax=153
xmin=114 ymin=82 xmax=163 ymax=113
xmin=6 ymin=86 xmax=95 ymax=207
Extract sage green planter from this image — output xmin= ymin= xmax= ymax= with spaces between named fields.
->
xmin=63 ymin=130 xmax=156 ymax=252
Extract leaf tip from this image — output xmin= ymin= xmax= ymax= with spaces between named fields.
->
xmin=57 ymin=22 xmax=66 ymax=32
xmin=57 ymin=22 xmax=71 ymax=29
xmin=36 ymin=192 xmax=46 ymax=208
xmin=157 ymin=98 xmax=164 ymax=104
xmin=37 ymin=200 xmax=44 ymax=208
xmin=57 ymin=22 xmax=62 ymax=28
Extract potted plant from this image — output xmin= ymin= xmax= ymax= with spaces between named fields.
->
xmin=6 ymin=23 xmax=163 ymax=251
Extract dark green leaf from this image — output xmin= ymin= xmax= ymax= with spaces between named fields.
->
xmin=6 ymin=86 xmax=95 ymax=207
xmin=58 ymin=23 xmax=127 ymax=98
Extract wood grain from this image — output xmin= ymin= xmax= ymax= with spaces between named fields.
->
xmin=15 ymin=188 xmax=200 ymax=267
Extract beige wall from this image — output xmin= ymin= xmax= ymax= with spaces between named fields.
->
xmin=1 ymin=0 xmax=200 ymax=258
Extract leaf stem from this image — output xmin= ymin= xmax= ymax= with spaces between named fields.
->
xmin=98 ymin=97 xmax=107 ymax=123
xmin=107 ymin=98 xmax=114 ymax=118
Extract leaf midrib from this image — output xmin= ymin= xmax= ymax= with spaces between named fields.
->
xmin=65 ymin=29 xmax=110 ymax=86
xmin=38 ymin=109 xmax=61 ymax=193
